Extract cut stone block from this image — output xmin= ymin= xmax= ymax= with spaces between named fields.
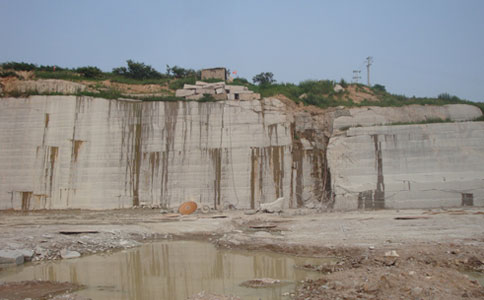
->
xmin=185 ymin=94 xmax=204 ymax=100
xmin=60 ymin=249 xmax=81 ymax=259
xmin=199 ymin=89 xmax=216 ymax=95
xmin=213 ymin=93 xmax=227 ymax=101
xmin=0 ymin=250 xmax=24 ymax=265
xmin=17 ymin=249 xmax=34 ymax=261
xmin=225 ymin=85 xmax=248 ymax=92
xmin=203 ymin=82 xmax=225 ymax=89
xmin=175 ymin=89 xmax=195 ymax=97
xmin=183 ymin=84 xmax=199 ymax=89
xmin=239 ymin=93 xmax=261 ymax=100
xmin=215 ymin=88 xmax=225 ymax=94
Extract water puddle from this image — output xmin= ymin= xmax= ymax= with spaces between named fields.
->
xmin=462 ymin=271 xmax=484 ymax=287
xmin=0 ymin=241 xmax=336 ymax=300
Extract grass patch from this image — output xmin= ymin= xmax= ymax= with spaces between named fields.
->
xmin=168 ymin=77 xmax=196 ymax=90
xmin=76 ymin=89 xmax=122 ymax=99
xmin=0 ymin=71 xmax=21 ymax=78
xmin=198 ymin=94 xmax=218 ymax=102
xmin=388 ymin=118 xmax=453 ymax=126
xmin=35 ymin=70 xmax=87 ymax=81
xmin=109 ymin=75 xmax=170 ymax=85
xmin=132 ymin=95 xmax=184 ymax=102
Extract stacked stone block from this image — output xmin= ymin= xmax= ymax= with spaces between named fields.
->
xmin=175 ymin=81 xmax=260 ymax=101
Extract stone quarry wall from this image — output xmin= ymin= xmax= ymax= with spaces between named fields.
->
xmin=0 ymin=95 xmax=329 ymax=210
xmin=0 ymin=95 xmax=482 ymax=210
xmin=328 ymin=122 xmax=484 ymax=210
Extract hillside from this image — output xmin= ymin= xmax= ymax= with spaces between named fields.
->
xmin=1 ymin=62 xmax=483 ymax=116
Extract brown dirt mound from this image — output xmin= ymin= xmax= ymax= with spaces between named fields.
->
xmin=343 ymin=85 xmax=379 ymax=103
xmin=0 ymin=280 xmax=83 ymax=300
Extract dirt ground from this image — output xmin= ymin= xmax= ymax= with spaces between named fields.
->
xmin=0 ymin=280 xmax=83 ymax=300
xmin=0 ymin=207 xmax=483 ymax=299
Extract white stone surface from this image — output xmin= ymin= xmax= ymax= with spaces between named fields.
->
xmin=0 ymin=250 xmax=24 ymax=265
xmin=0 ymin=96 xmax=300 ymax=210
xmin=260 ymin=197 xmax=284 ymax=213
xmin=1 ymin=96 xmax=482 ymax=211
xmin=175 ymin=89 xmax=195 ymax=97
xmin=333 ymin=84 xmax=344 ymax=93
xmin=328 ymin=122 xmax=484 ymax=210
xmin=333 ymin=104 xmax=482 ymax=130
xmin=225 ymin=85 xmax=248 ymax=92
xmin=6 ymin=79 xmax=86 ymax=94
xmin=60 ymin=249 xmax=81 ymax=259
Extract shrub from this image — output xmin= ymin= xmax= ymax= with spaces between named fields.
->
xmin=0 ymin=71 xmax=20 ymax=78
xmin=299 ymin=80 xmax=334 ymax=95
xmin=168 ymin=77 xmax=196 ymax=90
xmin=198 ymin=94 xmax=217 ymax=102
xmin=113 ymin=60 xmax=163 ymax=80
xmin=232 ymin=77 xmax=249 ymax=85
xmin=372 ymin=84 xmax=386 ymax=92
xmin=166 ymin=65 xmax=197 ymax=78
xmin=339 ymin=78 xmax=348 ymax=88
xmin=36 ymin=65 xmax=66 ymax=72
xmin=437 ymin=93 xmax=461 ymax=102
xmin=253 ymin=72 xmax=276 ymax=85
xmin=76 ymin=66 xmax=103 ymax=78
xmin=0 ymin=62 xmax=37 ymax=71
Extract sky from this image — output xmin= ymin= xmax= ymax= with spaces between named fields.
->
xmin=1 ymin=0 xmax=483 ymax=102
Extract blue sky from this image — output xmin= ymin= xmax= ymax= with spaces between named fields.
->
xmin=1 ymin=0 xmax=483 ymax=101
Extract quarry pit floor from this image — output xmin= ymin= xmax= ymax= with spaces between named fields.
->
xmin=0 ymin=208 xmax=483 ymax=299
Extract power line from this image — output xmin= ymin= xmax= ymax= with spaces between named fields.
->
xmin=366 ymin=56 xmax=373 ymax=87
xmin=352 ymin=70 xmax=361 ymax=84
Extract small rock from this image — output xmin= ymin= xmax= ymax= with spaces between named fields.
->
xmin=240 ymin=278 xmax=282 ymax=288
xmin=6 ymin=242 xmax=21 ymax=249
xmin=60 ymin=249 xmax=81 ymax=259
xmin=0 ymin=249 xmax=24 ymax=265
xmin=368 ymin=246 xmax=375 ymax=250
xmin=334 ymin=84 xmax=344 ymax=93
xmin=253 ymin=231 xmax=272 ymax=238
xmin=384 ymin=250 xmax=399 ymax=257
xmin=17 ymin=249 xmax=34 ymax=261
xmin=409 ymin=271 xmax=416 ymax=276
xmin=119 ymin=240 xmax=130 ymax=246
xmin=260 ymin=197 xmax=284 ymax=213
xmin=412 ymin=287 xmax=423 ymax=296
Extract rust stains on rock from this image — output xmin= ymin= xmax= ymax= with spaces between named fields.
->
xmin=21 ymin=192 xmax=32 ymax=211
xmin=209 ymin=148 xmax=222 ymax=209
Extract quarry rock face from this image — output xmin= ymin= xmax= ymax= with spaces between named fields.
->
xmin=0 ymin=96 xmax=306 ymax=210
xmin=2 ymin=79 xmax=87 ymax=95
xmin=328 ymin=122 xmax=484 ymax=210
xmin=0 ymin=95 xmax=482 ymax=211
xmin=332 ymin=104 xmax=482 ymax=131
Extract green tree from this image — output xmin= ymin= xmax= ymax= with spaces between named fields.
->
xmin=372 ymin=84 xmax=386 ymax=92
xmin=252 ymin=72 xmax=276 ymax=85
xmin=166 ymin=65 xmax=197 ymax=78
xmin=113 ymin=60 xmax=162 ymax=80
xmin=76 ymin=66 xmax=103 ymax=78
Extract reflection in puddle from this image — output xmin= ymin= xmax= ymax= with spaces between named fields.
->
xmin=462 ymin=271 xmax=484 ymax=287
xmin=0 ymin=241 xmax=335 ymax=300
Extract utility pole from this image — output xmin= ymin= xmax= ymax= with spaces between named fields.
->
xmin=352 ymin=70 xmax=361 ymax=84
xmin=366 ymin=56 xmax=373 ymax=87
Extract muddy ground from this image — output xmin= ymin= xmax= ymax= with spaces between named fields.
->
xmin=0 ymin=207 xmax=483 ymax=299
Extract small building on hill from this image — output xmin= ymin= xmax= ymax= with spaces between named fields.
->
xmin=201 ymin=67 xmax=227 ymax=81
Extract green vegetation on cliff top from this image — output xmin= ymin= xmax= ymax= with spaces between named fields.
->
xmin=1 ymin=61 xmax=483 ymax=114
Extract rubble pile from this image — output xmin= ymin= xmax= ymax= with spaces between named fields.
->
xmin=175 ymin=81 xmax=260 ymax=101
